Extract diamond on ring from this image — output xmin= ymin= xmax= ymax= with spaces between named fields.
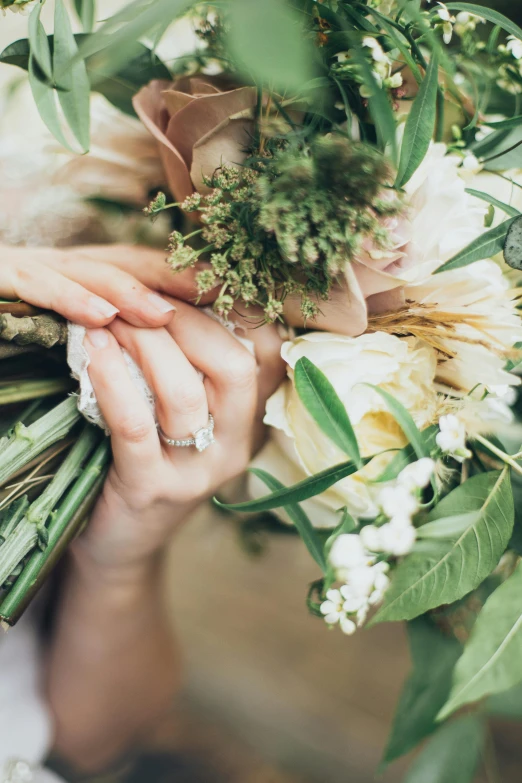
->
xmin=159 ymin=414 xmax=215 ymax=453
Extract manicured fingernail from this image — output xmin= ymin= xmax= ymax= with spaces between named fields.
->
xmin=89 ymin=296 xmax=119 ymax=319
xmin=86 ymin=328 xmax=109 ymax=349
xmin=147 ymin=293 xmax=176 ymax=314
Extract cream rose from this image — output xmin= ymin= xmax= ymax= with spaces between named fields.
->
xmin=250 ymin=332 xmax=438 ymax=528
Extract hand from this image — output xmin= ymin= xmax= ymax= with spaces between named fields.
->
xmin=0 ymin=244 xmax=182 ymax=329
xmin=73 ymin=299 xmax=285 ymax=577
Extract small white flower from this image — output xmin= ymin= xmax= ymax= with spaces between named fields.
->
xmin=507 ymin=36 xmax=522 ymax=60
xmin=320 ymin=589 xmax=345 ymax=625
xmin=363 ymin=37 xmax=388 ymax=63
xmin=360 ymin=525 xmax=383 ymax=552
xmin=379 ymin=484 xmax=419 ymax=519
xmin=339 ymin=616 xmax=357 ymax=635
xmin=378 ymin=521 xmax=417 ymax=556
xmin=397 ymin=458 xmax=435 ymax=491
xmin=329 ymin=534 xmax=371 ymax=572
xmin=337 ymin=51 xmax=350 ymax=63
xmin=436 ymin=414 xmax=472 ymax=462
xmin=454 ymin=11 xmax=485 ymax=36
xmin=436 ymin=3 xmax=455 ymax=44
xmin=461 ymin=153 xmax=482 ymax=174
xmin=344 ymin=565 xmax=377 ymax=596
xmin=385 ymin=72 xmax=403 ymax=89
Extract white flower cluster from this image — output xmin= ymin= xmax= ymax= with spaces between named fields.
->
xmin=359 ymin=37 xmax=402 ymax=94
xmin=454 ymin=11 xmax=485 ymax=38
xmin=436 ymin=414 xmax=471 ymax=463
xmin=321 ymin=458 xmax=435 ymax=634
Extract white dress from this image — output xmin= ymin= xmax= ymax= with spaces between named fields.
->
xmin=0 ymin=616 xmax=64 ymax=783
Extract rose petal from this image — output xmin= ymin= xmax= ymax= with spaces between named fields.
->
xmin=191 ymin=115 xmax=254 ymax=193
xmin=161 ymin=89 xmax=196 ymax=116
xmin=132 ymin=80 xmax=194 ymax=204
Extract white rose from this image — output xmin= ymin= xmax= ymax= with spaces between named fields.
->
xmin=250 ymin=331 xmax=438 ymax=527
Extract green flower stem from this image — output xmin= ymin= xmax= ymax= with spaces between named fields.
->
xmin=0 ymin=425 xmax=99 ymax=588
xmin=0 ymin=378 xmax=72 ymax=406
xmin=0 ymin=437 xmax=110 ymax=627
xmin=474 ymin=435 xmax=522 ymax=477
xmin=0 ymin=496 xmax=29 ymax=542
xmin=0 ymin=397 xmax=81 ymax=487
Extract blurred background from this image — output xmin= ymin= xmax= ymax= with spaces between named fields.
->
xmin=0 ymin=3 xmax=521 ymax=782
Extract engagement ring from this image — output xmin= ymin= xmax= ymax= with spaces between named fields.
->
xmin=158 ymin=414 xmax=215 ymax=453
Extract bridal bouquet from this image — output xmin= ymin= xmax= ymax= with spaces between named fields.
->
xmin=3 ymin=0 xmax=522 ymax=776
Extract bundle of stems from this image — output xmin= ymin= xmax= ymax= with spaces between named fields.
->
xmin=0 ymin=305 xmax=109 ymax=627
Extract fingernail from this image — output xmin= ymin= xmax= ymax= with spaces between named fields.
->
xmin=89 ymin=296 xmax=120 ymax=319
xmin=147 ymin=293 xmax=176 ymax=314
xmin=86 ymin=328 xmax=109 ymax=349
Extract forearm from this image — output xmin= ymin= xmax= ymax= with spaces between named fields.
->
xmin=46 ymin=545 xmax=180 ymax=772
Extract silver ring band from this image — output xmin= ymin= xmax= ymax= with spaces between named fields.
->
xmin=158 ymin=414 xmax=215 ymax=453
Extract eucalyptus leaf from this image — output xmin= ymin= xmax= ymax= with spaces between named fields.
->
xmin=295 ymin=357 xmax=362 ymax=468
xmin=54 ymin=0 xmax=90 ymax=152
xmin=435 ymin=218 xmax=516 ymax=273
xmin=465 ymin=188 xmax=520 ymax=218
xmin=446 ymin=4 xmax=522 ymax=43
xmin=439 ymin=562 xmax=522 ymax=720
xmin=251 ymin=468 xmax=327 ymax=573
xmin=484 ymin=115 xmax=522 ymax=131
xmin=360 ymin=385 xmax=428 ymax=460
xmin=395 ymin=49 xmax=439 ymax=188
xmin=504 ymin=215 xmax=522 ymax=271
xmin=403 ymin=716 xmax=484 ymax=783
xmin=371 ymin=470 xmax=514 ymax=624
xmin=382 ymin=617 xmax=462 ymax=767
xmin=227 ymin=0 xmax=313 ymax=91
xmin=215 ymin=458 xmax=369 ymax=514
xmin=74 ymin=0 xmax=95 ymax=33
xmin=28 ymin=1 xmax=53 ymax=84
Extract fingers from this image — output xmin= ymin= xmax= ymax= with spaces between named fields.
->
xmin=49 ymin=250 xmax=177 ymax=327
xmin=1 ymin=254 xmax=120 ymax=328
xmin=108 ymin=320 xmax=209 ymax=442
xmin=78 ymin=244 xmax=219 ymax=304
xmin=162 ymin=301 xmax=260 ymax=436
xmin=84 ymin=327 xmax=161 ymax=482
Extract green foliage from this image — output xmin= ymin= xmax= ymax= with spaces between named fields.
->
xmin=395 ymin=49 xmax=439 ymax=189
xmin=465 ymin=188 xmax=520 ymax=218
xmin=227 ymin=0 xmax=314 ymax=91
xmin=403 ymin=716 xmax=484 ymax=783
xmin=439 ymin=563 xmax=522 ymax=719
xmin=504 ymin=215 xmax=522 ymax=271
xmin=54 ymin=0 xmax=90 ymax=152
xmin=250 ymin=468 xmax=327 ymax=572
xmin=435 ymin=218 xmax=516 ymax=273
xmin=371 ymin=470 xmax=514 ymax=624
xmin=382 ymin=617 xmax=462 ymax=767
xmin=73 ymin=0 xmax=96 ymax=33
xmin=294 ymin=357 xmax=362 ymax=468
xmin=446 ymin=3 xmax=522 ymax=42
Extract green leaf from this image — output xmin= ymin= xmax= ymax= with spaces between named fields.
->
xmin=439 ymin=562 xmax=522 ymax=720
xmin=446 ymin=4 xmax=522 ymax=43
xmin=395 ymin=49 xmax=439 ymax=188
xmin=0 ymin=37 xmax=171 ymax=117
xmin=382 ymin=617 xmax=462 ymax=767
xmin=227 ymin=0 xmax=313 ymax=91
xmin=504 ymin=215 xmax=522 ymax=271
xmin=465 ymin=188 xmax=520 ymax=218
xmin=360 ymin=384 xmax=428 ymax=460
xmin=371 ymin=470 xmax=514 ymax=625
xmin=484 ymin=115 xmax=522 ymax=131
xmin=403 ymin=716 xmax=484 ymax=783
xmin=215 ymin=458 xmax=369 ymax=514
xmin=27 ymin=5 xmax=72 ymax=152
xmin=250 ymin=468 xmax=327 ymax=573
xmin=374 ymin=426 xmax=439 ymax=483
xmin=54 ymin=0 xmax=90 ymax=152
xmin=295 ymin=357 xmax=362 ymax=469
xmin=416 ymin=511 xmax=479 ymax=540
xmin=74 ymin=0 xmax=95 ymax=32
xmin=435 ymin=218 xmax=516 ymax=273
xmin=487 ymin=681 xmax=522 ymax=719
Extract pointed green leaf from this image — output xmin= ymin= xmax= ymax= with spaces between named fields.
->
xmin=395 ymin=49 xmax=439 ymax=188
xmin=465 ymin=188 xmax=520 ymax=218
xmin=251 ymin=468 xmax=327 ymax=572
xmin=382 ymin=617 xmax=462 ymax=767
xmin=446 ymin=4 xmax=522 ymax=43
xmin=215 ymin=458 xmax=369 ymax=514
xmin=54 ymin=0 xmax=90 ymax=152
xmin=360 ymin=384 xmax=428 ymax=459
xmin=403 ymin=716 xmax=484 ymax=783
xmin=28 ymin=1 xmax=53 ymax=84
xmin=74 ymin=0 xmax=96 ymax=32
xmin=435 ymin=218 xmax=516 ymax=273
xmin=371 ymin=470 xmax=514 ymax=624
xmin=439 ymin=562 xmax=522 ymax=720
xmin=295 ymin=357 xmax=362 ymax=468
xmin=484 ymin=115 xmax=522 ymax=131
